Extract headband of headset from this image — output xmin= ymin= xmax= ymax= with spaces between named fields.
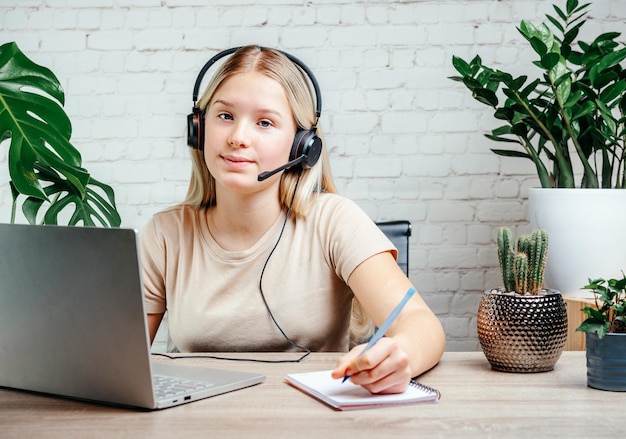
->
xmin=191 ymin=46 xmax=322 ymax=120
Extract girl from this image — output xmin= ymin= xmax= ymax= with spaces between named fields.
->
xmin=140 ymin=45 xmax=445 ymax=394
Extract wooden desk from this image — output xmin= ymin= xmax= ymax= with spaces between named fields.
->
xmin=0 ymin=352 xmax=622 ymax=438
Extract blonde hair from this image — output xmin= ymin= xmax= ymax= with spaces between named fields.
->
xmin=184 ymin=45 xmax=372 ymax=346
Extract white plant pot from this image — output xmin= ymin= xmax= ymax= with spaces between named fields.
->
xmin=529 ymin=188 xmax=626 ymax=297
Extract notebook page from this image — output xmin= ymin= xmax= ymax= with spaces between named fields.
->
xmin=285 ymin=370 xmax=440 ymax=411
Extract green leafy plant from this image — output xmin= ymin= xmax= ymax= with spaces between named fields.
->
xmin=497 ymin=227 xmax=548 ymax=295
xmin=0 ymin=41 xmax=120 ymax=226
xmin=577 ymin=273 xmax=626 ymax=338
xmin=450 ymin=0 xmax=626 ymax=189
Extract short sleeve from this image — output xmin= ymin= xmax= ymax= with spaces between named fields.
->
xmin=314 ymin=195 xmax=397 ymax=283
xmin=139 ymin=217 xmax=167 ymax=314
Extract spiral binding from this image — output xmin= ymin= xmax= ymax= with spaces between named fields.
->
xmin=409 ymin=380 xmax=441 ymax=400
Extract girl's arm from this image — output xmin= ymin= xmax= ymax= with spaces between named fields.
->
xmin=331 ymin=251 xmax=445 ymax=394
xmin=147 ymin=313 xmax=165 ymax=345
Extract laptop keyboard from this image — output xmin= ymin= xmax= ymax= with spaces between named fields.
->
xmin=153 ymin=374 xmax=214 ymax=399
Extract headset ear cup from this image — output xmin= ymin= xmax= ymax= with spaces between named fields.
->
xmin=187 ymin=108 xmax=200 ymax=149
xmin=291 ymin=130 xmax=323 ymax=169
xmin=187 ymin=109 xmax=203 ymax=150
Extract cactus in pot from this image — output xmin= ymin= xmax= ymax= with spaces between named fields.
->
xmin=478 ymin=225 xmax=566 ymax=373
xmin=497 ymin=227 xmax=548 ymax=295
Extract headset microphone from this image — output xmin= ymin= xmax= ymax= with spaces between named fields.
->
xmin=257 ymin=156 xmax=306 ymax=181
xmin=257 ymin=126 xmax=323 ymax=181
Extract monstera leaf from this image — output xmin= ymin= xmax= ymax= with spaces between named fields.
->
xmin=0 ymin=42 xmax=120 ymax=226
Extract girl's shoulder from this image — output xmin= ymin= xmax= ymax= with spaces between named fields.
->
xmin=152 ymin=203 xmax=194 ymax=220
xmin=305 ymin=193 xmax=379 ymax=239
xmin=146 ymin=204 xmax=205 ymax=236
xmin=310 ymin=192 xmax=367 ymax=220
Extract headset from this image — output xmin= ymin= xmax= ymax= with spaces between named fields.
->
xmin=186 ymin=46 xmax=323 ymax=181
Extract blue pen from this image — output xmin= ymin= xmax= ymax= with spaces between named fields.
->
xmin=342 ymin=287 xmax=417 ymax=383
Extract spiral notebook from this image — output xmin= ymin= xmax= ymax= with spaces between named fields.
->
xmin=285 ymin=370 xmax=440 ymax=410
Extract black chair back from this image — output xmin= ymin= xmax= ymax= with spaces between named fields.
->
xmin=375 ymin=220 xmax=411 ymax=276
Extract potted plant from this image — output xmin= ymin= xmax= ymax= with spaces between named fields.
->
xmin=450 ymin=0 xmax=626 ymax=295
xmin=576 ymin=274 xmax=626 ymax=391
xmin=0 ymin=41 xmax=120 ymax=227
xmin=477 ymin=227 xmax=568 ymax=373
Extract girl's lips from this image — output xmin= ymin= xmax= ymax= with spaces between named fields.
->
xmin=222 ymin=155 xmax=253 ymax=169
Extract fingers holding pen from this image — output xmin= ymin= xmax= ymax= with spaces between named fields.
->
xmin=331 ymin=337 xmax=412 ymax=394
xmin=352 ymin=338 xmax=411 ymax=394
xmin=331 ymin=344 xmax=365 ymax=381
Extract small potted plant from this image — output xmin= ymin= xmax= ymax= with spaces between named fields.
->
xmin=576 ymin=274 xmax=626 ymax=391
xmin=477 ymin=227 xmax=568 ymax=372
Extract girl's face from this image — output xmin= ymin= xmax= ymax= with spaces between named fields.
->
xmin=203 ymin=71 xmax=297 ymax=193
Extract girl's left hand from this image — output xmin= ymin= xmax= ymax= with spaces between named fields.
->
xmin=330 ymin=337 xmax=412 ymax=394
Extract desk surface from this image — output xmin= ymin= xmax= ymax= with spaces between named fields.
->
xmin=1 ymin=351 xmax=623 ymax=438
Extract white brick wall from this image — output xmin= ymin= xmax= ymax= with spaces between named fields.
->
xmin=1 ymin=0 xmax=625 ymax=351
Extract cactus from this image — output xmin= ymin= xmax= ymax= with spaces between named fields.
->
xmin=514 ymin=252 xmax=529 ymax=294
xmin=497 ymin=227 xmax=549 ymax=295
xmin=517 ymin=234 xmax=530 ymax=256
xmin=497 ymin=227 xmax=516 ymax=292
xmin=528 ymin=228 xmax=548 ymax=295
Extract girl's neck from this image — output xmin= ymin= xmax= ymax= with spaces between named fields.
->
xmin=208 ymin=191 xmax=283 ymax=251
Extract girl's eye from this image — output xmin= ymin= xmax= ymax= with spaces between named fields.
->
xmin=218 ymin=113 xmax=233 ymax=121
xmin=258 ymin=120 xmax=272 ymax=128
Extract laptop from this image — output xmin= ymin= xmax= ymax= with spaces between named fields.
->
xmin=0 ymin=223 xmax=265 ymax=410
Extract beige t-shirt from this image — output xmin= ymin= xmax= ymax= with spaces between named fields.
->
xmin=140 ymin=193 xmax=395 ymax=353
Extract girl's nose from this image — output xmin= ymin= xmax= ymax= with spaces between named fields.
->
xmin=228 ymin=121 xmax=251 ymax=148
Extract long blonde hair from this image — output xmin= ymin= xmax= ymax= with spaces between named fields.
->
xmin=184 ymin=45 xmax=373 ymax=346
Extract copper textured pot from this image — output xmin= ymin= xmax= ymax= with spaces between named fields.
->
xmin=477 ymin=288 xmax=568 ymax=373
